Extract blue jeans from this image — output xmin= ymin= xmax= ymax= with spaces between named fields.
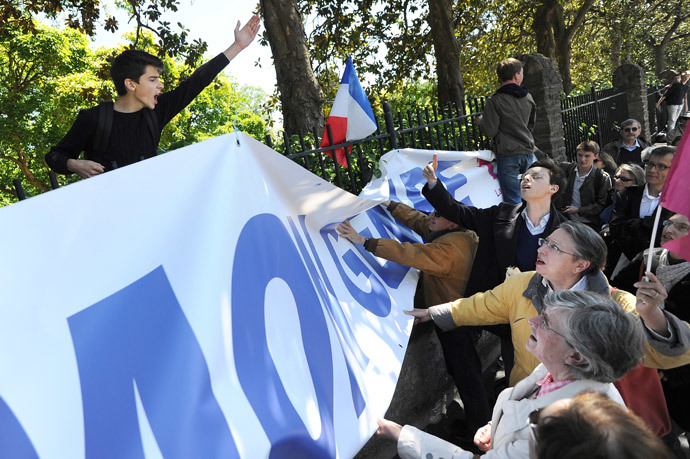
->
xmin=496 ymin=153 xmax=536 ymax=204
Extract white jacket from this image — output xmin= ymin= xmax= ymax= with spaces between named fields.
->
xmin=397 ymin=364 xmax=624 ymax=459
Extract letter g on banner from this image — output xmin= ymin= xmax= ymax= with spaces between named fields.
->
xmin=232 ymin=214 xmax=336 ymax=458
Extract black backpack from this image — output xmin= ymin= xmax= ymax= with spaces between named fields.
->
xmin=91 ymin=101 xmax=160 ymax=168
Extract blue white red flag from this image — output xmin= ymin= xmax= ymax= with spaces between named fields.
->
xmin=321 ymin=57 xmax=377 ymax=167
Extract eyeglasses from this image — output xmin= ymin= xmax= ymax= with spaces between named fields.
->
xmin=614 ymin=175 xmax=633 ymax=182
xmin=537 ymin=238 xmax=576 ymax=256
xmin=521 ymin=172 xmax=545 ymax=181
xmin=539 ymin=308 xmax=570 ymax=341
xmin=663 ymin=219 xmax=690 ymax=233
xmin=623 ymin=126 xmax=639 ymax=133
xmin=644 ymin=160 xmax=671 ymax=172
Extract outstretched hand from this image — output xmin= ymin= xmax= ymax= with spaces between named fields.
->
xmin=234 ymin=15 xmax=261 ymax=50
xmin=404 ymin=308 xmax=431 ymax=324
xmin=422 ymin=153 xmax=438 ymax=187
xmin=376 ymin=418 xmax=402 ymax=441
xmin=336 ymin=220 xmax=366 ymax=245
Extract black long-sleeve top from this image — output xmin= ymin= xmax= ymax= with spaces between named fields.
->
xmin=46 ymin=53 xmax=230 ymax=174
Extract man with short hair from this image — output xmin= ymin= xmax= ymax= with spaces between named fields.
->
xmin=558 ymin=141 xmax=611 ymax=229
xmin=609 ymin=146 xmax=675 ymax=263
xmin=422 ymin=156 xmax=567 ymax=378
xmin=656 ymin=73 xmax=686 ymax=135
xmin=422 ymin=156 xmax=566 ymax=295
xmin=479 ymin=58 xmax=537 ymax=204
xmin=46 ymin=16 xmax=260 ymax=179
xmin=336 ymin=201 xmax=491 ymax=435
xmin=602 ymin=119 xmax=649 ymax=166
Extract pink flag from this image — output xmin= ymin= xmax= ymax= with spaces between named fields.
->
xmin=661 ymin=127 xmax=690 ymax=261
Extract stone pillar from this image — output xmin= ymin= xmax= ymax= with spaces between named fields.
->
xmin=613 ymin=64 xmax=651 ymax=141
xmin=517 ymin=53 xmax=567 ymax=161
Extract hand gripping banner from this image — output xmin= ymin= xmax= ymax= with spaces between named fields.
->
xmin=0 ymin=132 xmax=499 ymax=458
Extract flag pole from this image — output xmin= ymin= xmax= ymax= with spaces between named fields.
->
xmin=646 ymin=203 xmax=664 ymax=274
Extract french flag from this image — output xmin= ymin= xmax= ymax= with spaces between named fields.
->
xmin=321 ymin=57 xmax=377 ymax=167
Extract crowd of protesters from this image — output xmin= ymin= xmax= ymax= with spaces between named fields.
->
xmin=339 ymin=59 xmax=690 ymax=458
xmin=43 ymin=24 xmax=690 ymax=457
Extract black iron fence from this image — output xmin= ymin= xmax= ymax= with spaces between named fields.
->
xmin=12 ymin=86 xmax=634 ymax=201
xmin=560 ymin=87 xmax=628 ymax=159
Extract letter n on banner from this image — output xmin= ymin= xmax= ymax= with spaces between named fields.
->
xmin=68 ymin=266 xmax=239 ymax=459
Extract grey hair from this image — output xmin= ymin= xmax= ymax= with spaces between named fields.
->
xmin=617 ymin=163 xmax=646 ymax=186
xmin=620 ymin=119 xmax=641 ymax=130
xmin=557 ymin=221 xmax=607 ymax=275
xmin=544 ymin=290 xmax=645 ymax=382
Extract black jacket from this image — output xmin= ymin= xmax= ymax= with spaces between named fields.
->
xmin=556 ymin=163 xmax=610 ymax=227
xmin=609 ymin=185 xmax=674 ymax=259
xmin=422 ymin=182 xmax=566 ymax=295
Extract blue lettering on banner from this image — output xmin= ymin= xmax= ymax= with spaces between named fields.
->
xmin=68 ymin=266 xmax=239 ymax=459
xmin=352 ymin=206 xmax=418 ymax=288
xmin=388 ymin=161 xmax=469 ymax=213
xmin=288 ymin=216 xmax=367 ymax=416
xmin=232 ymin=214 xmax=336 ymax=458
xmin=0 ymin=396 xmax=39 ymax=459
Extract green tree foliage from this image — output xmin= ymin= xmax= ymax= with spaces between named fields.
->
xmin=0 ymin=22 xmax=106 ymax=205
xmin=0 ymin=21 xmax=265 ymax=206
xmin=1 ymin=0 xmax=208 ymax=65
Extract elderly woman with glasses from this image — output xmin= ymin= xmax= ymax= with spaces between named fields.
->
xmin=404 ymin=220 xmax=690 ymax=436
xmin=407 ymin=221 xmax=689 ymax=386
xmin=377 ymin=291 xmax=646 ymax=458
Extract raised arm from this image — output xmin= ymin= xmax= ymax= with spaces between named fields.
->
xmin=223 ymin=15 xmax=261 ymax=62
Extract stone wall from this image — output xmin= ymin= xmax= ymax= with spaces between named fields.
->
xmin=517 ymin=53 xmax=567 ymax=162
xmin=613 ymin=64 xmax=651 ymax=140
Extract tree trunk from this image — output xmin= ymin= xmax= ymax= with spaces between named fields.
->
xmin=532 ymin=0 xmax=557 ymax=59
xmin=609 ymin=34 xmax=622 ymax=71
xmin=427 ymin=0 xmax=464 ymax=109
xmin=554 ymin=32 xmax=573 ymax=94
xmin=653 ymin=45 xmax=666 ymax=76
xmin=260 ymin=0 xmax=324 ymax=135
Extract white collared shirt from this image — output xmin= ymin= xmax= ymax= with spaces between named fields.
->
xmin=542 ymin=275 xmax=589 ymax=294
xmin=521 ymin=207 xmax=551 ymax=235
xmin=622 ymin=139 xmax=641 ymax=151
xmin=639 ymin=184 xmax=661 ymax=218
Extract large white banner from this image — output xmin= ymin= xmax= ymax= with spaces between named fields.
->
xmin=0 ymin=132 xmax=499 ymax=458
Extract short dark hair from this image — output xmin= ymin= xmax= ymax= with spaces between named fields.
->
xmin=535 ymin=392 xmax=673 ymax=459
xmin=110 ymin=50 xmax=163 ymax=96
xmin=496 ymin=58 xmax=523 ymax=83
xmin=620 ymin=119 xmax=641 ymax=130
xmin=649 ymin=145 xmax=675 ymax=161
xmin=527 ymin=158 xmax=565 ymax=191
xmin=576 ymin=141 xmax=600 ymax=156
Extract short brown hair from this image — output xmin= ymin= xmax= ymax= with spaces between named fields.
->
xmin=496 ymin=58 xmax=523 ymax=83
xmin=576 ymin=140 xmax=600 ymax=156
xmin=535 ymin=392 xmax=673 ymax=459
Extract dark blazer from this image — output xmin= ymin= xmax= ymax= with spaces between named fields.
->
xmin=609 ymin=185 xmax=674 ymax=259
xmin=422 ymin=182 xmax=566 ymax=296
